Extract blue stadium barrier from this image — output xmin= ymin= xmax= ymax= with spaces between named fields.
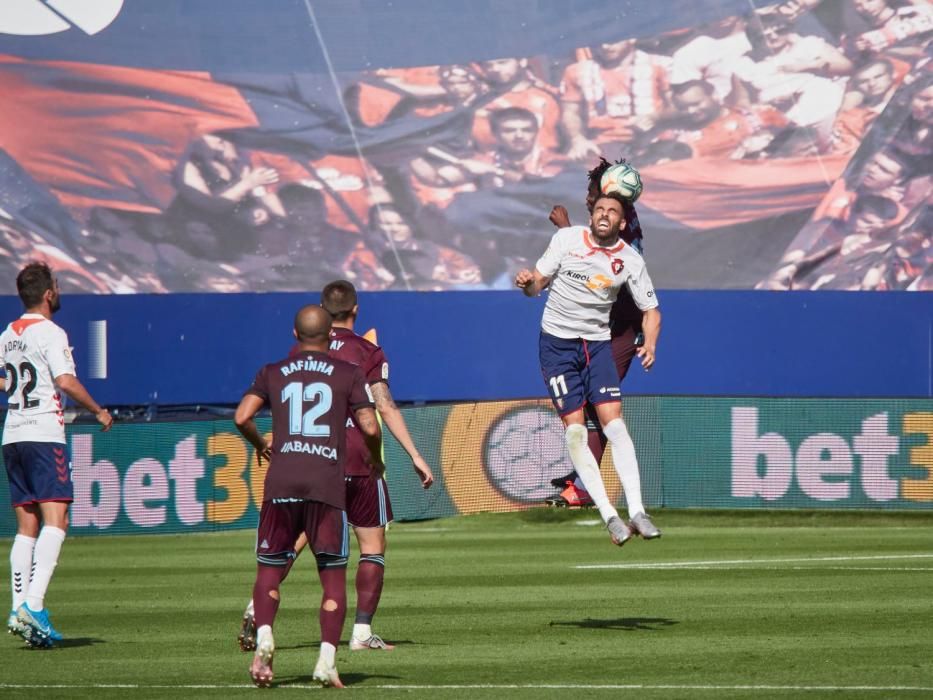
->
xmin=0 ymin=290 xmax=928 ymax=406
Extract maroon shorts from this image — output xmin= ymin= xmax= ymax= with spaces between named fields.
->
xmin=255 ymin=499 xmax=348 ymax=565
xmin=345 ymin=475 xmax=393 ymax=528
xmin=611 ymin=321 xmax=641 ymax=381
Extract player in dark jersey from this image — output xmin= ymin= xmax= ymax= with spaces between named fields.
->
xmin=542 ymin=158 xmax=660 ymax=540
xmin=237 ymin=281 xmax=434 ymax=654
xmin=235 ymin=304 xmax=382 ymax=689
xmin=321 ymin=279 xmax=434 ymax=650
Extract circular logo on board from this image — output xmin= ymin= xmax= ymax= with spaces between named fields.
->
xmin=483 ymin=406 xmax=570 ymax=503
xmin=1 ymin=0 xmax=124 ymax=36
xmin=440 ymin=400 xmax=622 ymax=515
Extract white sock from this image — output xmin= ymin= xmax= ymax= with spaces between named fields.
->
xmin=352 ymin=623 xmax=372 ymax=640
xmin=565 ymin=424 xmax=618 ymax=524
xmin=603 ymin=418 xmax=645 ymax=518
xmin=319 ymin=641 xmax=336 ymax=666
xmin=256 ymin=624 xmax=273 ymax=648
xmin=10 ymin=535 xmax=36 ymax=612
xmin=25 ymin=526 xmax=66 ymax=611
xmin=246 ymin=599 xmax=254 ymax=615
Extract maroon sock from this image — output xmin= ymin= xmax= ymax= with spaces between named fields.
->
xmin=354 ymin=555 xmax=386 ymax=625
xmin=588 ymin=427 xmax=608 ymax=465
xmin=318 ymin=566 xmax=347 ymax=647
xmin=252 ymin=564 xmax=285 ymax=629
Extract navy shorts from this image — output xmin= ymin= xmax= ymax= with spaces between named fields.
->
xmin=539 ymin=332 xmax=621 ymax=416
xmin=3 ymin=442 xmax=73 ymax=507
xmin=255 ymin=499 xmax=349 ymax=566
xmin=346 ymin=475 xmax=393 ymax=528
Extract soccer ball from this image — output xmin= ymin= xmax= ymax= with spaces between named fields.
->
xmin=600 ymin=162 xmax=643 ymax=203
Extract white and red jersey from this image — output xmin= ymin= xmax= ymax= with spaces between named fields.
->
xmin=670 ymin=30 xmax=753 ymax=101
xmin=853 ymin=5 xmax=933 ymax=53
xmin=561 ymin=53 xmax=671 ymax=143
xmin=536 ymin=226 xmax=658 ymax=341
xmin=732 ymin=36 xmax=845 ymax=127
xmin=1 ymin=314 xmax=75 ymax=444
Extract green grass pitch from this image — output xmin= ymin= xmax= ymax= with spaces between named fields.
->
xmin=1 ymin=509 xmax=932 ymax=699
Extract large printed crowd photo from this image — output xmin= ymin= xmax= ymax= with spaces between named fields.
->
xmin=1 ymin=0 xmax=930 ymax=293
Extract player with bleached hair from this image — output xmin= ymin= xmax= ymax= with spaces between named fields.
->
xmin=515 ymin=186 xmax=661 ymax=545
xmin=238 ymin=280 xmax=434 ymax=656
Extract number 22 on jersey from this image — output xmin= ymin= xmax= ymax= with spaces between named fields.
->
xmin=4 ymin=361 xmax=40 ymax=410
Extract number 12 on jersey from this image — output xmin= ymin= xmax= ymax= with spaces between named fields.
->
xmin=281 ymin=382 xmax=333 ymax=437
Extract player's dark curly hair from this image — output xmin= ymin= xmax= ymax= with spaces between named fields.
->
xmin=586 ymin=157 xmax=643 ymax=241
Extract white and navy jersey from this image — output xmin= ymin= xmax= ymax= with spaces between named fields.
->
xmin=1 ymin=314 xmax=76 ymax=444
xmin=536 ymin=226 xmax=659 ymax=340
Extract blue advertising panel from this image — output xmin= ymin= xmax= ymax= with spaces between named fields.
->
xmin=0 ymin=291 xmax=928 ymax=405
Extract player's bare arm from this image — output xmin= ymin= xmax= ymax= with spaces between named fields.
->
xmin=515 ymin=268 xmax=551 ymax=297
xmin=234 ymin=393 xmax=272 ymax=463
xmin=371 ymin=382 xmax=434 ymax=489
xmin=54 ymin=373 xmax=113 ymax=431
xmin=549 ymin=205 xmax=571 ymax=228
xmin=637 ymin=307 xmax=661 ymax=371
xmin=354 ymin=405 xmax=385 ymax=477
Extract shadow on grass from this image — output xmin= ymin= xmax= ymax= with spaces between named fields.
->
xmin=277 ymin=639 xmax=419 ymax=651
xmin=549 ymin=617 xmax=679 ymax=631
xmin=278 ymin=672 xmax=401 ymax=687
xmin=18 ymin=637 xmax=105 ymax=649
xmin=519 ymin=508 xmax=593 ymax=524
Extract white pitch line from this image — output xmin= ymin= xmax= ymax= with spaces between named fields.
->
xmin=575 ymin=553 xmax=933 ymax=570
xmin=1 ymin=684 xmax=931 ymax=692
xmin=816 ymin=567 xmax=933 ymax=572
xmin=583 ymin=566 xmax=933 ymax=572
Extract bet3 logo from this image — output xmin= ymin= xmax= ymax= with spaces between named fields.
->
xmin=731 ymin=407 xmax=933 ymax=503
xmin=1 ymin=0 xmax=124 ymax=36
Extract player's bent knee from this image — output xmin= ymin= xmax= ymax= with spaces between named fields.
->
xmin=565 ymin=423 xmax=587 ymax=447
xmin=602 ymin=417 xmax=630 ymax=440
xmin=257 ymin=551 xmax=294 ymax=567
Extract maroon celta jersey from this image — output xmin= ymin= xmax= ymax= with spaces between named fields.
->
xmin=245 ymin=349 xmax=374 ymax=508
xmin=328 ymin=327 xmax=389 ymax=477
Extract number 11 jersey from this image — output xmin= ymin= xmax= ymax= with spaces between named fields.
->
xmin=245 ymin=350 xmax=374 ymax=509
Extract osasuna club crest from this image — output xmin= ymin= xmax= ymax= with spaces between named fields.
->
xmin=612 ymin=258 xmax=625 ymax=275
